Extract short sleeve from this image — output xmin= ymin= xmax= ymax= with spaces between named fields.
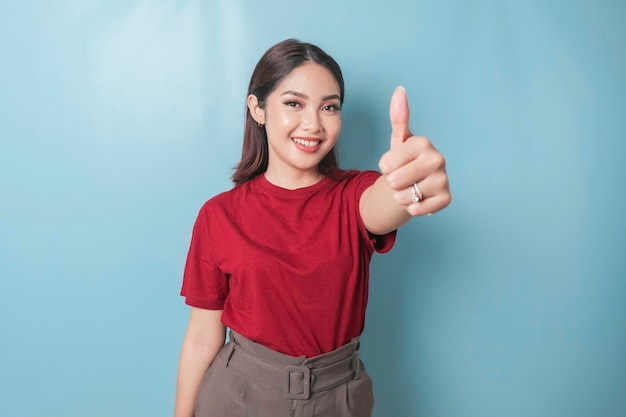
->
xmin=180 ymin=204 xmax=229 ymax=309
xmin=349 ymin=170 xmax=397 ymax=254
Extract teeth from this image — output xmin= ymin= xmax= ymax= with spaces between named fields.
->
xmin=292 ymin=138 xmax=320 ymax=147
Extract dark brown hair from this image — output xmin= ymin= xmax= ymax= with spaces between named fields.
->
xmin=231 ymin=39 xmax=345 ymax=185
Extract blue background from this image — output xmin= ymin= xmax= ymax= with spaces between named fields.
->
xmin=1 ymin=1 xmax=624 ymax=416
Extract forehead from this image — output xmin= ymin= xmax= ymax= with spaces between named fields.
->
xmin=275 ymin=63 xmax=340 ymax=95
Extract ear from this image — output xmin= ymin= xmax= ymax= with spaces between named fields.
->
xmin=247 ymin=94 xmax=265 ymax=125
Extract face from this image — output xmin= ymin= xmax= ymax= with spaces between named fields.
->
xmin=249 ymin=63 xmax=342 ymax=182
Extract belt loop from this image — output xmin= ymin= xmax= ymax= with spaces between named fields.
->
xmin=352 ymin=352 xmax=361 ymax=380
xmin=224 ymin=342 xmax=236 ymax=367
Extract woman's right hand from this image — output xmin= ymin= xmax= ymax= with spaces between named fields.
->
xmin=174 ymin=308 xmax=225 ymax=417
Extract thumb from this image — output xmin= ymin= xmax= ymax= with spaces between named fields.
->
xmin=389 ymin=86 xmax=411 ymax=149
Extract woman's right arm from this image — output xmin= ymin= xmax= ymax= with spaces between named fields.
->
xmin=174 ymin=308 xmax=226 ymax=417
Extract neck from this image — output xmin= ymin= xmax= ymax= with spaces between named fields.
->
xmin=263 ymin=168 xmax=325 ymax=190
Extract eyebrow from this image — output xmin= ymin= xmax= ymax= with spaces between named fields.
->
xmin=281 ymin=90 xmax=341 ymax=101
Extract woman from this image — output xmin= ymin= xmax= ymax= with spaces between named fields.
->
xmin=175 ymin=39 xmax=450 ymax=417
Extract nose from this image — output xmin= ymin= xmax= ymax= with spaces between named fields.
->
xmin=301 ymin=108 xmax=322 ymax=132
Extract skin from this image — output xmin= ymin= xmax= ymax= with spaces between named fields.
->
xmin=174 ymin=309 xmax=225 ymax=417
xmin=174 ymin=63 xmax=451 ymax=417
xmin=362 ymin=85 xmax=451 ymax=234
xmin=246 ymin=62 xmax=450 ymax=232
xmin=248 ymin=62 xmax=343 ymax=190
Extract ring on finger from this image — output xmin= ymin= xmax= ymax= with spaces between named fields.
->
xmin=411 ymin=182 xmax=423 ymax=203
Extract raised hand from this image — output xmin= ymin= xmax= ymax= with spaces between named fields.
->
xmin=379 ymin=86 xmax=451 ymax=216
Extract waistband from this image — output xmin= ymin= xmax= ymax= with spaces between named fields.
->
xmin=217 ymin=330 xmax=362 ymax=400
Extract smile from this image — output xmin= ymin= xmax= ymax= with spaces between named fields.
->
xmin=292 ymin=137 xmax=321 ymax=147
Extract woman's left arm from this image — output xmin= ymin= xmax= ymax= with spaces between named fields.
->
xmin=360 ymin=87 xmax=451 ymax=235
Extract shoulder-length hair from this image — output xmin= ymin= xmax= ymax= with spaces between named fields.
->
xmin=231 ymin=39 xmax=345 ymax=185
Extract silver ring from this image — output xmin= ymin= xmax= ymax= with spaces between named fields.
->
xmin=411 ymin=183 xmax=423 ymax=203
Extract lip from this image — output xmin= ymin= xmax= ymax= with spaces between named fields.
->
xmin=291 ymin=137 xmax=323 ymax=153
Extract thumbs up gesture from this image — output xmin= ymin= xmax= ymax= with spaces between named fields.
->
xmin=378 ymin=87 xmax=451 ymax=216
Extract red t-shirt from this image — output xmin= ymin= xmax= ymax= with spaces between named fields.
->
xmin=181 ymin=170 xmax=396 ymax=357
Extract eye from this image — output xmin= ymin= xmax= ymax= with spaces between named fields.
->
xmin=284 ymin=101 xmax=301 ymax=108
xmin=322 ymin=104 xmax=341 ymax=112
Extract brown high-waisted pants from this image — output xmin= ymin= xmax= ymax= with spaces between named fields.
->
xmin=194 ymin=330 xmax=374 ymax=417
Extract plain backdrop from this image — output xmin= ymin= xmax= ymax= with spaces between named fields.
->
xmin=1 ymin=1 xmax=624 ymax=416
